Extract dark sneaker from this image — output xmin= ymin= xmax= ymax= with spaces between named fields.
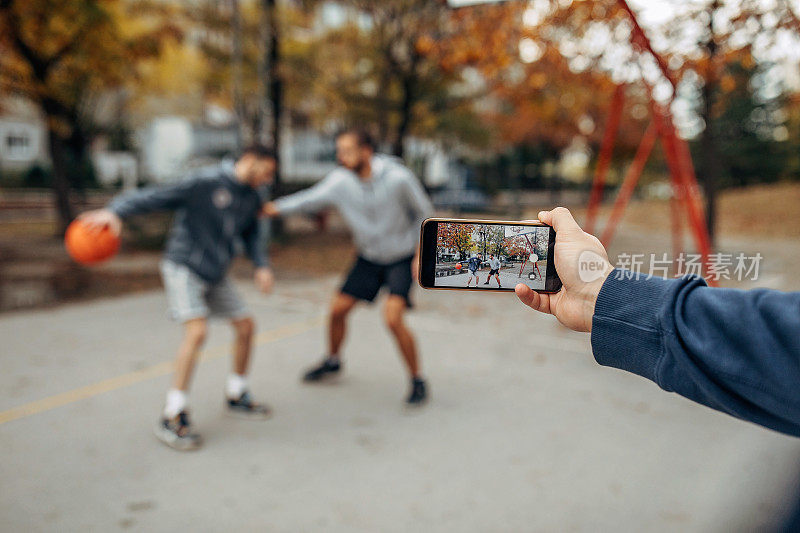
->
xmin=406 ymin=378 xmax=427 ymax=406
xmin=226 ymin=391 xmax=271 ymax=420
xmin=154 ymin=411 xmax=202 ymax=451
xmin=302 ymin=358 xmax=341 ymax=382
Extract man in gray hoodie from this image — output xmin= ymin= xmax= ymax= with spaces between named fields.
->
xmin=484 ymin=254 xmax=502 ymax=288
xmin=263 ymin=129 xmax=434 ymax=405
xmin=80 ymin=145 xmax=276 ymax=450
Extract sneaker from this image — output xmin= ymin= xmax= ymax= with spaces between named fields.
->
xmin=406 ymin=378 xmax=427 ymax=406
xmin=226 ymin=391 xmax=271 ymax=420
xmin=302 ymin=357 xmax=341 ymax=382
xmin=154 ymin=411 xmax=202 ymax=451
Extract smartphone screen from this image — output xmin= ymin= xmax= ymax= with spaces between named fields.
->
xmin=419 ymin=219 xmax=561 ymax=293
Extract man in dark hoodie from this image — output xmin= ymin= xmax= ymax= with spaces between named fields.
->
xmin=81 ymin=145 xmax=276 ymax=450
xmin=466 ymin=253 xmax=482 ymax=287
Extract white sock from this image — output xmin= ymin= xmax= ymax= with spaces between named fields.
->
xmin=164 ymin=389 xmax=187 ymax=418
xmin=226 ymin=373 xmax=248 ymax=399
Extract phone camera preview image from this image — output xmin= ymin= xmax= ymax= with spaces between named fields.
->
xmin=421 ymin=220 xmax=560 ymax=292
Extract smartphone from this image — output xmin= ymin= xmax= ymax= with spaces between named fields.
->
xmin=418 ymin=218 xmax=561 ymax=293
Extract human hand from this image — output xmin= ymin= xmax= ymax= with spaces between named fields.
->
xmin=254 ymin=267 xmax=275 ymax=294
xmin=261 ymin=202 xmax=280 ymax=218
xmin=78 ymin=209 xmax=122 ymax=237
xmin=514 ymin=207 xmax=613 ymax=332
xmin=412 ymin=245 xmax=421 ymax=281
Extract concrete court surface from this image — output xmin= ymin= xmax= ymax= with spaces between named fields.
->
xmin=436 ymin=266 xmax=546 ymax=291
xmin=2 ymin=274 xmax=800 ymax=532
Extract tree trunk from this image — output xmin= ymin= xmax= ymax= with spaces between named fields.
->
xmin=393 ymin=74 xmax=414 ymax=159
xmin=264 ymin=0 xmax=282 ymax=191
xmin=376 ymin=68 xmax=392 ymax=146
xmin=231 ymin=0 xmax=245 ymax=147
xmin=700 ymin=2 xmax=721 ymax=246
xmin=48 ymin=128 xmax=75 ymax=235
xmin=701 ymin=80 xmax=720 ymax=246
xmin=263 ymin=0 xmax=284 ymax=236
xmin=67 ymin=122 xmax=91 ymax=198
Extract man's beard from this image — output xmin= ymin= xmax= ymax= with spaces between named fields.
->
xmin=353 ymin=159 xmax=368 ymax=175
xmin=341 ymin=158 xmax=367 ymax=175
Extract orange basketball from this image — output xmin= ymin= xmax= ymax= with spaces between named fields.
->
xmin=65 ymin=219 xmax=120 ymax=265
xmin=455 ymin=262 xmax=462 ymax=270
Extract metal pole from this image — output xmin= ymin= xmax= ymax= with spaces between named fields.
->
xmin=600 ymin=121 xmax=657 ymax=245
xmin=585 ymin=84 xmax=625 ymax=234
xmin=616 ymin=0 xmax=715 ymax=282
xmin=231 ymin=0 xmax=244 ymax=148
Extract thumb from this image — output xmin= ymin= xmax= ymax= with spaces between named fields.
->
xmin=539 ymin=207 xmax=583 ymax=232
xmin=539 ymin=207 xmax=581 ymax=234
xmin=515 ymin=283 xmax=551 ymax=314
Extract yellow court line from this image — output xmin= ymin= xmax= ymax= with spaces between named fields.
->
xmin=0 ymin=316 xmax=324 ymax=426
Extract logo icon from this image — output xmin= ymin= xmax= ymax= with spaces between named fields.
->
xmin=213 ymin=187 xmax=232 ymax=209
xmin=578 ymin=250 xmax=609 ymax=283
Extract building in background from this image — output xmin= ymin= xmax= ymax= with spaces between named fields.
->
xmin=138 ymin=114 xmax=460 ymax=189
xmin=0 ymin=97 xmax=49 ymax=177
xmin=0 ymin=102 xmax=461 ymax=191
xmin=92 ymin=150 xmax=139 ymax=191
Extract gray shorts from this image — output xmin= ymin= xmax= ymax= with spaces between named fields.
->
xmin=160 ymin=260 xmax=249 ymax=322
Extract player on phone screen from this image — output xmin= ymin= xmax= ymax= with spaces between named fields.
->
xmin=466 ymin=253 xmax=482 ymax=287
xmin=484 ymin=254 xmax=502 ymax=288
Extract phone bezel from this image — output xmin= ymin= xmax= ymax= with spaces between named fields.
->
xmin=418 ymin=218 xmax=561 ymax=294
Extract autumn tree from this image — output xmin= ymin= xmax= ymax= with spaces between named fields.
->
xmin=691 ymin=55 xmax=792 ymax=188
xmin=437 ymin=222 xmax=474 ymax=260
xmin=305 ymin=0 xmax=505 ymax=157
xmin=473 ymin=224 xmax=491 ymax=256
xmin=504 ymin=236 xmax=528 ymax=260
xmin=0 ymin=0 xmax=179 ymax=233
xmin=501 ymin=227 xmax=548 ymax=260
xmin=186 ymin=1 xmax=325 ymax=212
xmin=525 ymin=0 xmax=800 ymax=241
xmin=482 ymin=224 xmax=507 ymax=256
xmin=410 ymin=0 xmax=651 ymax=201
xmin=534 ymin=228 xmax=549 ymax=260
xmin=784 ymin=92 xmax=800 ymax=181
xmin=661 ymin=0 xmax=800 ymax=243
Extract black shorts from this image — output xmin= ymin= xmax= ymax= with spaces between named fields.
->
xmin=341 ymin=255 xmax=414 ymax=307
xmin=489 ymin=268 xmax=500 ymax=275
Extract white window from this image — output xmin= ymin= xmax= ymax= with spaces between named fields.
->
xmin=2 ymin=124 xmax=38 ymax=162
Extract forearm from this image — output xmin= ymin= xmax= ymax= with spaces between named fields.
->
xmin=247 ymin=244 xmax=268 ymax=268
xmin=591 ymin=269 xmax=800 ymax=436
xmin=243 ymin=221 xmax=269 ymax=268
xmin=273 ymin=181 xmax=334 ymax=215
xmin=406 ymin=177 xmax=434 ymax=229
xmin=108 ymin=182 xmax=190 ymax=218
xmin=108 ymin=191 xmax=151 ymax=219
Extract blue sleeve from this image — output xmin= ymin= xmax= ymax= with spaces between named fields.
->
xmin=591 ymin=269 xmax=800 ymax=437
xmin=241 ymin=216 xmax=268 ymax=268
xmin=108 ymin=179 xmax=197 ymax=218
